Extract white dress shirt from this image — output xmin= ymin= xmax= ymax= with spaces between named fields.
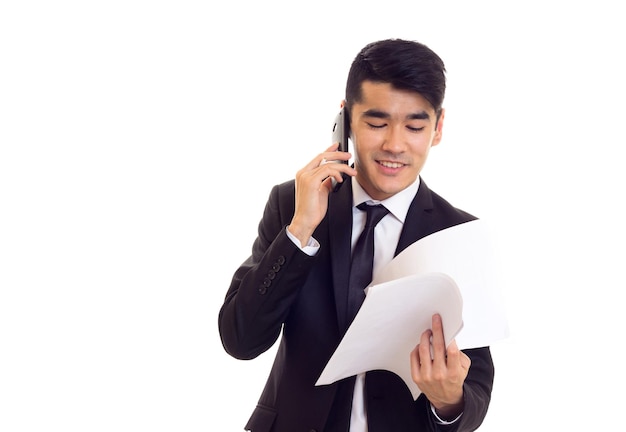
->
xmin=348 ymin=177 xmax=419 ymax=432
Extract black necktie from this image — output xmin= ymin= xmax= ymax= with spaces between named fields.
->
xmin=346 ymin=202 xmax=390 ymax=327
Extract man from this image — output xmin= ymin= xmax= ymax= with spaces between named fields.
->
xmin=219 ymin=39 xmax=494 ymax=432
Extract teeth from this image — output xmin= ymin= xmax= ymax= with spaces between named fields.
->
xmin=380 ymin=161 xmax=403 ymax=168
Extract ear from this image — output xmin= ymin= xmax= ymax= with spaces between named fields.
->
xmin=432 ymin=108 xmax=445 ymax=147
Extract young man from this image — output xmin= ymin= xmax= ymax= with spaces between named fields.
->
xmin=219 ymin=39 xmax=494 ymax=432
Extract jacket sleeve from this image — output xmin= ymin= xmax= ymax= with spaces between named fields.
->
xmin=218 ymin=182 xmax=318 ymax=360
xmin=435 ymin=347 xmax=495 ymax=432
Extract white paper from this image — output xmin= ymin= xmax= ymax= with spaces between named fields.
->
xmin=315 ymin=219 xmax=509 ymax=399
xmin=371 ymin=219 xmax=508 ymax=348
xmin=316 ymin=272 xmax=463 ymax=400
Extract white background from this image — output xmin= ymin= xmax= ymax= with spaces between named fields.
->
xmin=2 ymin=1 xmax=625 ymax=431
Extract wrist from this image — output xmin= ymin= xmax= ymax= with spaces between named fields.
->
xmin=434 ymin=404 xmax=463 ymax=421
xmin=430 ymin=403 xmax=463 ymax=425
xmin=431 ymin=396 xmax=464 ymax=421
xmin=286 ymin=223 xmax=313 ymax=248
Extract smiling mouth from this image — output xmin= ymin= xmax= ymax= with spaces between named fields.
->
xmin=378 ymin=160 xmax=405 ymax=169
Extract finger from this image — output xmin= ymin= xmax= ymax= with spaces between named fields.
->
xmin=320 ymin=143 xmax=341 ymax=165
xmin=430 ymin=314 xmax=447 ymax=364
xmin=445 ymin=339 xmax=459 ymax=361
xmin=318 ymin=143 xmax=342 ymax=155
xmin=418 ymin=329 xmax=433 ymax=370
xmin=460 ymin=350 xmax=471 ymax=371
xmin=443 ymin=340 xmax=471 ymax=385
xmin=320 ymin=175 xmax=334 ymax=192
xmin=302 ymin=145 xmax=341 ymax=171
xmin=446 ymin=340 xmax=471 ymax=371
xmin=320 ymin=151 xmax=352 ymax=166
xmin=409 ymin=346 xmax=422 ymax=382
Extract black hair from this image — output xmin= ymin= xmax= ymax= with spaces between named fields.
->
xmin=345 ymin=39 xmax=446 ymax=120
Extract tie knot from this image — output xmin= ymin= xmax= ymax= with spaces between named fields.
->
xmin=357 ymin=202 xmax=389 ymax=228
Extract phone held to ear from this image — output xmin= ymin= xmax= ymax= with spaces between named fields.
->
xmin=331 ymin=107 xmax=349 ymax=192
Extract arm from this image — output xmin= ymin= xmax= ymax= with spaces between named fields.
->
xmin=218 ymin=184 xmax=316 ymax=360
xmin=218 ymin=145 xmax=356 ymax=360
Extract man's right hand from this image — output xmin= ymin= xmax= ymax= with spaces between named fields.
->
xmin=287 ymin=143 xmax=355 ymax=247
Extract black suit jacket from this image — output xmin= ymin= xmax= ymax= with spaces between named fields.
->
xmin=219 ymin=177 xmax=494 ymax=432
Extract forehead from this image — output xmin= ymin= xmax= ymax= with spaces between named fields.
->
xmin=356 ymin=81 xmax=435 ymax=114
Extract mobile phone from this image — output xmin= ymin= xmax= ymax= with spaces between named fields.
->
xmin=331 ymin=107 xmax=349 ymax=191
xmin=332 ymin=106 xmax=349 ymax=155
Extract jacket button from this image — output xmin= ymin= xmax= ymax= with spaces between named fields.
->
xmin=277 ymin=255 xmax=286 ymax=265
xmin=267 ymin=270 xmax=276 ymax=280
xmin=258 ymin=286 xmax=267 ymax=295
xmin=272 ymin=263 xmax=281 ymax=272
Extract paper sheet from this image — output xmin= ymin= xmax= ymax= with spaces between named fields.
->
xmin=371 ymin=219 xmax=508 ymax=348
xmin=316 ymin=272 xmax=463 ymax=399
xmin=315 ymin=219 xmax=509 ymax=399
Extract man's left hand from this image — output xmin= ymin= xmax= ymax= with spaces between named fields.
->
xmin=409 ymin=313 xmax=471 ymax=419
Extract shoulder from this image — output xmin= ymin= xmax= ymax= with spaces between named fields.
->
xmin=267 ymin=179 xmax=296 ymax=209
xmin=429 ymin=188 xmax=477 ymax=222
xmin=261 ymin=180 xmax=296 ymax=228
xmin=418 ymin=181 xmax=477 ymax=234
xmin=273 ymin=179 xmax=296 ymax=196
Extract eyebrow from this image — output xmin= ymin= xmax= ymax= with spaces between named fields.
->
xmin=362 ymin=109 xmax=431 ymax=121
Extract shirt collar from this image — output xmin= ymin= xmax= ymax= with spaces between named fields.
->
xmin=352 ymin=177 xmax=420 ymax=224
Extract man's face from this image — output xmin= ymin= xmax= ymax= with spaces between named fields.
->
xmin=349 ymin=80 xmax=444 ymax=201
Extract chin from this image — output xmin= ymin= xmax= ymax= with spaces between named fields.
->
xmin=370 ymin=182 xmax=402 ymax=201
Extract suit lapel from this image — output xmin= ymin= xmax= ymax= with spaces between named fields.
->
xmin=395 ymin=177 xmax=435 ymax=257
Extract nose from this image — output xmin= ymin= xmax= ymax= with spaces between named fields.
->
xmin=381 ymin=125 xmax=405 ymax=153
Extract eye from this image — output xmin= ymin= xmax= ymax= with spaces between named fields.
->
xmin=407 ymin=126 xmax=425 ymax=132
xmin=366 ymin=122 xmax=386 ymax=129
